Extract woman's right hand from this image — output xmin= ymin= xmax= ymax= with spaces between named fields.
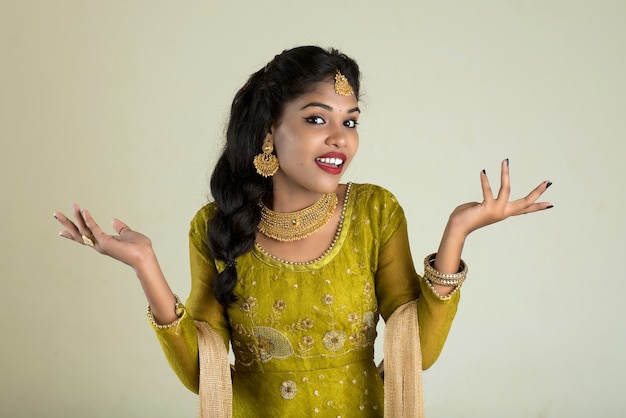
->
xmin=53 ymin=204 xmax=156 ymax=271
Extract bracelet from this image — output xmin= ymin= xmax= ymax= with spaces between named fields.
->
xmin=422 ymin=275 xmax=462 ymax=300
xmin=423 ymin=253 xmax=468 ymax=286
xmin=147 ymin=294 xmax=185 ymax=329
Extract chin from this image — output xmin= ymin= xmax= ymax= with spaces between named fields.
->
xmin=316 ymin=178 xmax=344 ymax=194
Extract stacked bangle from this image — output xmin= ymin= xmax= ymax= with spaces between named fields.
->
xmin=423 ymin=253 xmax=468 ymax=287
xmin=147 ymin=294 xmax=185 ymax=329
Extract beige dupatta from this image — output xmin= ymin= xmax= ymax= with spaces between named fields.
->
xmin=196 ymin=321 xmax=233 ymax=418
xmin=383 ymin=299 xmax=425 ymax=417
xmin=195 ymin=299 xmax=424 ymax=418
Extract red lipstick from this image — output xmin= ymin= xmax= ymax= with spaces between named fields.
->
xmin=315 ymin=152 xmax=347 ymax=175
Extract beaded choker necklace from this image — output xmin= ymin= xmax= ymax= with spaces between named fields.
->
xmin=258 ymin=192 xmax=338 ymax=242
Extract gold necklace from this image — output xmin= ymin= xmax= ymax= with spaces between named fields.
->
xmin=258 ymin=192 xmax=338 ymax=242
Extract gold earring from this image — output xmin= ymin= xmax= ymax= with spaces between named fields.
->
xmin=253 ymin=141 xmax=279 ymax=177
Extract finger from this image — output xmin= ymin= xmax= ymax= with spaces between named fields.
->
xmin=507 ymin=181 xmax=553 ymax=215
xmin=53 ymin=211 xmax=81 ymax=239
xmin=80 ymin=209 xmax=107 ymax=244
xmin=71 ymin=203 xmax=91 ymax=235
xmin=54 ymin=211 xmax=89 ymax=246
xmin=514 ymin=202 xmax=554 ymax=215
xmin=496 ymin=159 xmax=511 ymax=203
xmin=480 ymin=169 xmax=495 ymax=202
xmin=112 ymin=218 xmax=132 ymax=236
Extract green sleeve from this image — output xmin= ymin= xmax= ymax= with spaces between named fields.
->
xmin=374 ymin=194 xmax=460 ymax=370
xmin=151 ymin=203 xmax=231 ymax=393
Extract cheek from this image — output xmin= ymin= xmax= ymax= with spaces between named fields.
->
xmin=274 ymin=142 xmax=307 ymax=166
xmin=349 ymin=133 xmax=359 ymax=156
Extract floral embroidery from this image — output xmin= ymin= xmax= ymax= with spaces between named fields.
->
xmin=363 ymin=282 xmax=372 ymax=295
xmin=233 ymin=323 xmax=247 ymax=335
xmin=273 ymin=299 xmax=286 ymax=312
xmin=347 ymin=312 xmax=359 ymax=323
xmin=298 ymin=335 xmax=315 ymax=354
xmin=323 ymin=330 xmax=346 ymax=352
xmin=302 ymin=317 xmax=314 ymax=329
xmin=240 ymin=296 xmax=257 ymax=313
xmin=280 ymin=380 xmax=297 ymax=400
xmin=285 ymin=317 xmax=315 ymax=335
xmin=321 ymin=294 xmax=335 ymax=306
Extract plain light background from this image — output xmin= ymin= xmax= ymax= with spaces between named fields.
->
xmin=2 ymin=1 xmax=624 ymax=417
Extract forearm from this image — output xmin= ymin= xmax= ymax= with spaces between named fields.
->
xmin=432 ymin=221 xmax=467 ymax=295
xmin=134 ymin=251 xmax=178 ymax=325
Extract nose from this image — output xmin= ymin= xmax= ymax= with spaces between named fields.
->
xmin=325 ymin=122 xmax=347 ymax=148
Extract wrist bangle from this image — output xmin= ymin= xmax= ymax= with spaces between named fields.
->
xmin=423 ymin=253 xmax=468 ymax=286
xmin=422 ymin=276 xmax=462 ymax=300
xmin=147 ymin=294 xmax=185 ymax=329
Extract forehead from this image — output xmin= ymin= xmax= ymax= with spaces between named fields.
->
xmin=287 ymin=81 xmax=359 ymax=111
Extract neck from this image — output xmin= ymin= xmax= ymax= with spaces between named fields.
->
xmin=269 ymin=187 xmax=325 ymax=213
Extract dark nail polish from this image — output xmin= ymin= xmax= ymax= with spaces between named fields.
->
xmin=482 ymin=169 xmax=486 ymax=175
xmin=505 ymin=158 xmax=509 ymax=166
xmin=546 ymin=205 xmax=554 ymax=209
xmin=53 ymin=214 xmax=57 ymax=219
xmin=546 ymin=181 xmax=552 ymax=188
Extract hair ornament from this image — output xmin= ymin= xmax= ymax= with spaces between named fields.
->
xmin=334 ymin=70 xmax=354 ymax=96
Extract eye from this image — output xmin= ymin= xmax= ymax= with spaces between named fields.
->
xmin=305 ymin=116 xmax=325 ymax=125
xmin=344 ymin=119 xmax=359 ymax=128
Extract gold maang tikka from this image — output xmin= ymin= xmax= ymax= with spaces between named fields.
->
xmin=253 ymin=141 xmax=279 ymax=177
xmin=334 ymin=71 xmax=354 ymax=96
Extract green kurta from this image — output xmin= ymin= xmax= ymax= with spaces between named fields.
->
xmin=153 ymin=183 xmax=460 ymax=417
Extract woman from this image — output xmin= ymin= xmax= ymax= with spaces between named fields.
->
xmin=54 ymin=46 xmax=552 ymax=417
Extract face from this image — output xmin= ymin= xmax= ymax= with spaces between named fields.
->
xmin=267 ymin=80 xmax=360 ymax=197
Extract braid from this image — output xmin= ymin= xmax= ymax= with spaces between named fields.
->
xmin=208 ymin=69 xmax=271 ymax=307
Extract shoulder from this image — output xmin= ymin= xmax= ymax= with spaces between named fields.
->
xmin=189 ymin=201 xmax=219 ymax=238
xmin=349 ymin=183 xmax=402 ymax=213
xmin=348 ymin=183 xmax=405 ymax=243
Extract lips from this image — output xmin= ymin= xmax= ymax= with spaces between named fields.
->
xmin=315 ymin=152 xmax=347 ymax=175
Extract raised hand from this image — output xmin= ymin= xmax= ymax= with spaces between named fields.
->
xmin=53 ymin=204 xmax=156 ymax=270
xmin=447 ymin=159 xmax=553 ymax=238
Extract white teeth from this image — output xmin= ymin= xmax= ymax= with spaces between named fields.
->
xmin=316 ymin=157 xmax=344 ymax=166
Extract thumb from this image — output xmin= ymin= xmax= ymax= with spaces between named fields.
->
xmin=111 ymin=218 xmax=132 ymax=236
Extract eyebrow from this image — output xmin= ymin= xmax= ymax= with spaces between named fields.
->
xmin=300 ymin=102 xmax=360 ymax=114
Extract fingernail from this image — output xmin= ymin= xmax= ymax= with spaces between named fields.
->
xmin=53 ymin=213 xmax=57 ymax=219
xmin=546 ymin=181 xmax=552 ymax=188
xmin=546 ymin=205 xmax=554 ymax=209
xmin=505 ymin=158 xmax=509 ymax=166
xmin=482 ymin=169 xmax=486 ymax=175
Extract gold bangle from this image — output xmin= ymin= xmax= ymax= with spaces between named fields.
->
xmin=422 ymin=276 xmax=462 ymax=300
xmin=423 ymin=253 xmax=468 ymax=286
xmin=146 ymin=294 xmax=185 ymax=329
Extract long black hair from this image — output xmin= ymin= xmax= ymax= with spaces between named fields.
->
xmin=208 ymin=46 xmax=361 ymax=307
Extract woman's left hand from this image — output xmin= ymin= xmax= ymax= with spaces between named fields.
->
xmin=447 ymin=159 xmax=553 ymax=238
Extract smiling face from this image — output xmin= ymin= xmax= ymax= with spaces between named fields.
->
xmin=267 ymin=80 xmax=360 ymax=202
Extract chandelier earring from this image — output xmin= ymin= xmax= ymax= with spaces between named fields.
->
xmin=253 ymin=141 xmax=279 ymax=177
